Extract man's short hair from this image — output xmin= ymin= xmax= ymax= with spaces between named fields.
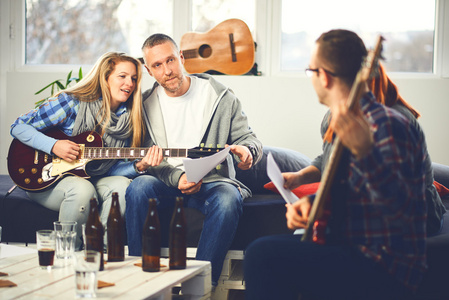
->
xmin=142 ymin=33 xmax=178 ymax=51
xmin=316 ymin=29 xmax=367 ymax=86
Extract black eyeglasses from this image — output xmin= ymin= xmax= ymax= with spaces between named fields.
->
xmin=305 ymin=67 xmax=338 ymax=77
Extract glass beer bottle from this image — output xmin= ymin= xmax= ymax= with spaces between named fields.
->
xmin=84 ymin=198 xmax=104 ymax=271
xmin=107 ymin=192 xmax=125 ymax=262
xmin=169 ymin=197 xmax=186 ymax=270
xmin=142 ymin=198 xmax=161 ymax=272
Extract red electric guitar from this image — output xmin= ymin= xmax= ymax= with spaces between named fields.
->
xmin=7 ymin=128 xmax=221 ymax=192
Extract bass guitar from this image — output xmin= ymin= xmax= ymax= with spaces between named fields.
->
xmin=180 ymin=18 xmax=255 ymax=75
xmin=301 ymin=36 xmax=385 ymax=244
xmin=7 ymin=128 xmax=221 ymax=192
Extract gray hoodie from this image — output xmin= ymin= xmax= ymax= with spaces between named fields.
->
xmin=141 ymin=73 xmax=263 ymax=199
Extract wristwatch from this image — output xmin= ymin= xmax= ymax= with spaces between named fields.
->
xmin=133 ymin=160 xmax=147 ymax=174
xmin=246 ymin=144 xmax=256 ymax=158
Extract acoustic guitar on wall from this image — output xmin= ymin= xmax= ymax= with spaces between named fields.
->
xmin=180 ymin=18 xmax=255 ymax=75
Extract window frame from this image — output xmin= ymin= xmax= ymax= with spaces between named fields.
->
xmin=3 ymin=0 xmax=449 ymax=78
xmin=270 ymin=0 xmax=447 ymax=79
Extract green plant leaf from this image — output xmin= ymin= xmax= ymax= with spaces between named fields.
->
xmin=56 ymin=81 xmax=65 ymax=90
xmin=34 ymin=99 xmax=46 ymax=107
xmin=65 ymin=70 xmax=73 ymax=87
xmin=34 ymin=80 xmax=61 ymax=95
xmin=67 ymin=77 xmax=80 ymax=85
xmin=34 ymin=68 xmax=84 ymax=108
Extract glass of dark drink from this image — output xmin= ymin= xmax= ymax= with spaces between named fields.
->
xmin=36 ymin=230 xmax=56 ymax=270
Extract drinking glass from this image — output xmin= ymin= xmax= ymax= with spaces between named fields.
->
xmin=36 ymin=230 xmax=56 ymax=270
xmin=73 ymin=250 xmax=101 ymax=298
xmin=54 ymin=221 xmax=77 ymax=260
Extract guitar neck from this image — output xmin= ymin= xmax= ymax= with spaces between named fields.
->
xmin=302 ymin=136 xmax=344 ymax=240
xmin=82 ymin=147 xmax=190 ymax=160
xmin=182 ymin=49 xmax=198 ymax=59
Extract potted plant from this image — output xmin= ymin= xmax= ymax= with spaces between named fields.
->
xmin=34 ymin=67 xmax=83 ymax=107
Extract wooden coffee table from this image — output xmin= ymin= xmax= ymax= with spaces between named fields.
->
xmin=0 ymin=244 xmax=211 ymax=299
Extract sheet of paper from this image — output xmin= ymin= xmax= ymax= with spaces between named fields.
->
xmin=266 ymin=152 xmax=299 ymax=204
xmin=183 ymin=147 xmax=231 ymax=183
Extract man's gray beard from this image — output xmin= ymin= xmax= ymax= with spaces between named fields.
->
xmin=161 ymin=75 xmax=184 ymax=94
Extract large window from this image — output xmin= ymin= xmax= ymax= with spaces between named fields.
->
xmin=25 ymin=0 xmax=436 ymax=74
xmin=26 ymin=0 xmax=256 ymax=65
xmin=26 ymin=0 xmax=173 ymax=65
xmin=281 ymin=0 xmax=436 ymax=73
xmin=191 ymin=0 xmax=255 ymax=32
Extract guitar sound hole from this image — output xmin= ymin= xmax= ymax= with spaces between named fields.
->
xmin=198 ymin=44 xmax=212 ymax=58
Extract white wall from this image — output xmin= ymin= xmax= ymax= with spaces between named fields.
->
xmin=2 ymin=70 xmax=449 ymax=176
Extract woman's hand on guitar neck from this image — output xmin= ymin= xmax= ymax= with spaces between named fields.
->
xmin=52 ymin=140 xmax=80 ymax=162
xmin=286 ymin=198 xmax=311 ymax=230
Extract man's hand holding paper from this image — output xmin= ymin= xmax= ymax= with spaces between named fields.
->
xmin=182 ymin=147 xmax=231 ymax=183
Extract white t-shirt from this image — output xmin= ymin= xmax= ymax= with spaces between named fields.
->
xmin=157 ymin=76 xmax=213 ymax=168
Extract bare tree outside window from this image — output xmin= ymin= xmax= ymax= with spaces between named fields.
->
xmin=26 ymin=0 xmax=173 ymax=65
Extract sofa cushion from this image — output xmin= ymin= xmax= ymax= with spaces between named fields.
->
xmin=433 ymin=162 xmax=449 ymax=190
xmin=264 ymin=181 xmax=320 ymax=198
xmin=434 ymin=180 xmax=449 ymax=197
xmin=235 ymin=146 xmax=312 ymax=194
xmin=0 ymin=175 xmax=58 ymax=243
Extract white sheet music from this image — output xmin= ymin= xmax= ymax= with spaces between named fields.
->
xmin=266 ymin=152 xmax=299 ymax=204
xmin=183 ymin=147 xmax=231 ymax=183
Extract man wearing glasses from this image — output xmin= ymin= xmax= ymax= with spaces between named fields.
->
xmin=244 ymin=29 xmax=427 ymax=300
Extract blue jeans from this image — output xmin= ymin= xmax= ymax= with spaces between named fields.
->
xmin=244 ymin=234 xmax=414 ymax=300
xmin=27 ymin=176 xmax=130 ymax=249
xmin=125 ymin=175 xmax=243 ymax=285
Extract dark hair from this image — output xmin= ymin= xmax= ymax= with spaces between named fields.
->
xmin=316 ymin=29 xmax=367 ymax=86
xmin=142 ymin=33 xmax=178 ymax=51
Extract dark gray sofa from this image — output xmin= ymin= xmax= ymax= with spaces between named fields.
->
xmin=1 ymin=146 xmax=448 ymax=299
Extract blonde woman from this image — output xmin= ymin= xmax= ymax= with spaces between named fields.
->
xmin=10 ymin=52 xmax=162 ymax=248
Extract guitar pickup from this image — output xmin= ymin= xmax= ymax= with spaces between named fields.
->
xmin=78 ymin=144 xmax=85 ymax=160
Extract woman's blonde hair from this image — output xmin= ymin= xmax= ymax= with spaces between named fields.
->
xmin=56 ymin=52 xmax=144 ymax=147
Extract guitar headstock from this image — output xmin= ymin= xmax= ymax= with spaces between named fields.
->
xmin=187 ymin=147 xmax=224 ymax=159
xmin=360 ymin=35 xmax=385 ymax=82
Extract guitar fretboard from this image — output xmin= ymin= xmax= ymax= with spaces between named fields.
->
xmin=82 ymin=147 xmax=189 ymax=159
xmin=182 ymin=49 xmax=199 ymax=59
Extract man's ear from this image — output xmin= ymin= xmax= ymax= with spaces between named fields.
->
xmin=179 ymin=50 xmax=185 ymax=64
xmin=319 ymin=68 xmax=331 ymax=88
xmin=144 ymin=64 xmax=153 ymax=77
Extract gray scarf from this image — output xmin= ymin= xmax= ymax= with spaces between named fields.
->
xmin=72 ymin=99 xmax=132 ymax=176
